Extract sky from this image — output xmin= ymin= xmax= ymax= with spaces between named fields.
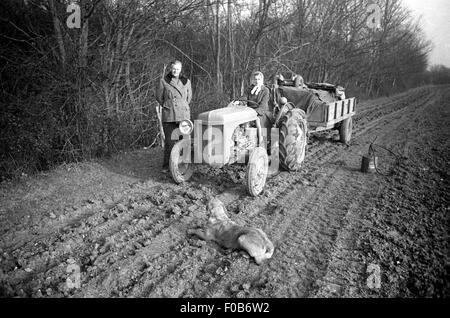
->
xmin=402 ymin=0 xmax=450 ymax=68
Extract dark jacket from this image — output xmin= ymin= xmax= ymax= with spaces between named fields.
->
xmin=156 ymin=73 xmax=192 ymax=122
xmin=245 ymin=85 xmax=270 ymax=116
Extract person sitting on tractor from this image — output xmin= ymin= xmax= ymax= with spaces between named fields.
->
xmin=234 ymin=71 xmax=272 ymax=129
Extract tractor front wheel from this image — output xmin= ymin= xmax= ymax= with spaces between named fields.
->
xmin=169 ymin=139 xmax=194 ymax=183
xmin=247 ymin=146 xmax=269 ymax=196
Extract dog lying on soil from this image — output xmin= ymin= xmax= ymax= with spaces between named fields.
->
xmin=188 ymin=198 xmax=274 ymax=265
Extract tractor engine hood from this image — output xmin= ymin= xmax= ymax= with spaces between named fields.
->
xmin=197 ymin=105 xmax=258 ymax=125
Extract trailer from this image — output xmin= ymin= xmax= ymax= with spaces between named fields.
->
xmin=272 ymin=81 xmax=356 ymax=144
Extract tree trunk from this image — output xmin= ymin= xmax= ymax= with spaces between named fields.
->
xmin=126 ymin=61 xmax=135 ymax=107
xmin=227 ymin=0 xmax=235 ymax=98
xmin=79 ymin=17 xmax=89 ymax=68
xmin=49 ymin=0 xmax=66 ymax=66
xmin=216 ymin=0 xmax=222 ymax=92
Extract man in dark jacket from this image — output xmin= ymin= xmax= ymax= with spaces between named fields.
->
xmin=155 ymin=60 xmax=192 ymax=170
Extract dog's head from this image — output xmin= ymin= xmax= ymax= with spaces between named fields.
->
xmin=207 ymin=198 xmax=230 ymax=224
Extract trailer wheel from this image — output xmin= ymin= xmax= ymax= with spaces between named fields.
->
xmin=339 ymin=117 xmax=353 ymax=144
xmin=170 ymin=139 xmax=193 ymax=183
xmin=279 ymin=109 xmax=308 ymax=171
xmin=247 ymin=147 xmax=268 ymax=196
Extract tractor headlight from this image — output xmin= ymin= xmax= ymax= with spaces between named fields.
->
xmin=179 ymin=119 xmax=194 ymax=135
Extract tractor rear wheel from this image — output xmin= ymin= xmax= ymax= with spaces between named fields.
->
xmin=247 ymin=146 xmax=269 ymax=196
xmin=278 ymin=109 xmax=308 ymax=171
xmin=169 ymin=139 xmax=193 ymax=183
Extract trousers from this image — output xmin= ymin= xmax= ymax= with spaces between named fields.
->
xmin=259 ymin=112 xmax=274 ymax=147
xmin=162 ymin=122 xmax=180 ymax=168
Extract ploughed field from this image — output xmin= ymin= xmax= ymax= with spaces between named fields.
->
xmin=0 ymin=85 xmax=449 ymax=297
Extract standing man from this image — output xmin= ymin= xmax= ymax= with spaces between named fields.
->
xmin=155 ymin=60 xmax=192 ymax=171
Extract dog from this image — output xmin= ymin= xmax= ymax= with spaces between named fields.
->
xmin=188 ymin=198 xmax=274 ymax=265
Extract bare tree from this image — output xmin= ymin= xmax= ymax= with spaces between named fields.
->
xmin=215 ymin=0 xmax=222 ymax=91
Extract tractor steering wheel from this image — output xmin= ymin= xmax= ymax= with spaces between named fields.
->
xmin=229 ymin=99 xmax=259 ymax=107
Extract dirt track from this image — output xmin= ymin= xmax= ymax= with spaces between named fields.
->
xmin=1 ymin=85 xmax=449 ymax=298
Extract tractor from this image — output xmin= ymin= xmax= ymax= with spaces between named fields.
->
xmin=169 ymin=74 xmax=356 ymax=196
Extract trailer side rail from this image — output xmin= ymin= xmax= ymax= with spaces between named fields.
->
xmin=308 ymin=97 xmax=356 ymax=131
